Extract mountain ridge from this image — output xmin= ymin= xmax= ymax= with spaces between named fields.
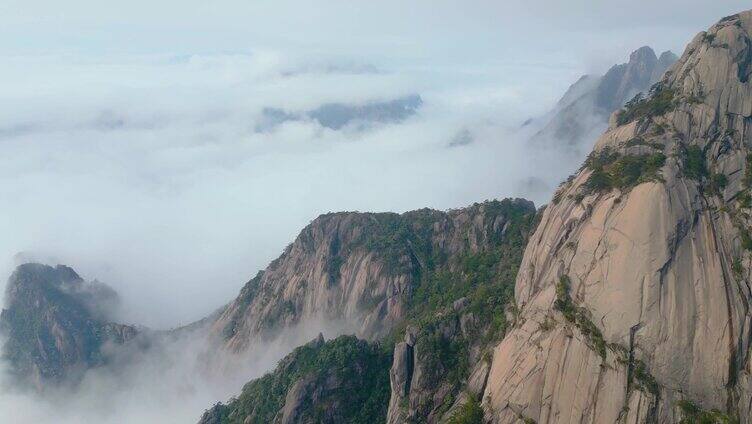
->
xmin=484 ymin=10 xmax=752 ymax=423
xmin=530 ymin=46 xmax=678 ymax=153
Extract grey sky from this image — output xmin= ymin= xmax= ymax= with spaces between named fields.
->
xmin=1 ymin=1 xmax=748 ymax=66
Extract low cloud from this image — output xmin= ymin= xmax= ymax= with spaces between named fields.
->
xmin=0 ymin=317 xmax=353 ymax=424
xmin=0 ymin=51 xmax=582 ymax=329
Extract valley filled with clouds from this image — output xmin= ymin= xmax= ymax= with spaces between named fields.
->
xmin=1 ymin=1 xmax=751 ymax=423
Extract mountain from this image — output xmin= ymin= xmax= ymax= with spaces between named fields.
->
xmin=0 ymin=263 xmax=138 ymax=390
xmin=530 ymin=46 xmax=678 ymax=152
xmin=198 ymin=334 xmax=392 ymax=424
xmin=197 ymin=198 xmax=537 ymax=422
xmin=0 ymin=198 xmax=538 ymax=415
xmin=256 ymin=94 xmax=423 ymax=131
xmin=484 ymin=10 xmax=752 ymax=423
xmin=9 ymin=10 xmax=752 ymax=424
xmin=209 ymin=198 xmax=537 ymax=353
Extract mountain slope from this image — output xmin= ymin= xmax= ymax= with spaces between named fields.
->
xmin=198 ymin=335 xmax=391 ymax=424
xmin=0 ymin=263 xmax=138 ymax=390
xmin=210 ymin=198 xmax=537 ymax=353
xmin=199 ymin=198 xmax=539 ymax=423
xmin=531 ymin=46 xmax=677 ymax=152
xmin=484 ymin=10 xmax=752 ymax=423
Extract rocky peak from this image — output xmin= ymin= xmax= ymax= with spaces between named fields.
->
xmin=0 ymin=263 xmax=137 ymax=390
xmin=531 ymin=46 xmax=677 ymax=151
xmin=210 ymin=199 xmax=537 ymax=353
xmin=484 ymin=10 xmax=752 ymax=423
xmin=596 ymin=46 xmax=661 ymax=112
xmin=656 ymin=50 xmax=679 ymax=80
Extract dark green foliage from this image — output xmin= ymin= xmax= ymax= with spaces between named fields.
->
xmin=383 ymin=200 xmax=537 ymax=420
xmin=414 ymin=319 xmax=470 ymax=388
xmin=625 ymin=137 xmax=664 ymax=150
xmin=711 ymin=173 xmax=728 ymax=193
xmin=741 ymin=228 xmax=752 ymax=251
xmin=582 ymin=148 xmax=666 ymax=195
xmin=738 ymin=191 xmax=752 ymax=209
xmin=631 ymin=359 xmax=660 ymax=396
xmin=732 ymin=258 xmax=744 ymax=280
xmin=206 ymin=336 xmax=392 ymax=424
xmin=682 ymin=145 xmax=707 ymax=180
xmin=676 ymin=399 xmax=737 ymax=424
xmin=617 ymin=84 xmax=677 ymax=125
xmin=743 ymin=154 xmax=752 ymax=187
xmin=406 ymin=201 xmax=536 ymax=343
xmin=447 ymin=395 xmax=484 ymax=424
xmin=554 ymin=276 xmax=607 ymax=359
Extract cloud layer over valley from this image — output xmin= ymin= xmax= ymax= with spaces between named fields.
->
xmin=2 ymin=2 xmax=752 ymax=423
xmin=0 ymin=51 xmax=579 ymax=328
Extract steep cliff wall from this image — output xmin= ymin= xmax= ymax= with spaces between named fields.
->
xmin=485 ymin=11 xmax=752 ymax=423
xmin=210 ymin=199 xmax=537 ymax=353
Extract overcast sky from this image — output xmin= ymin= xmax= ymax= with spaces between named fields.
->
xmin=0 ymin=2 xmax=749 ymax=328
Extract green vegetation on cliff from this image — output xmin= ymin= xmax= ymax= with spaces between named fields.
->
xmin=200 ymin=335 xmax=391 ymax=424
xmin=616 ymin=84 xmax=677 ymax=125
xmin=582 ymin=147 xmax=666 ymax=195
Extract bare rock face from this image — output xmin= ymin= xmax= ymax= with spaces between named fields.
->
xmin=531 ymin=46 xmax=677 ymax=152
xmin=0 ymin=263 xmax=138 ymax=390
xmin=484 ymin=10 xmax=752 ymax=423
xmin=385 ymin=303 xmax=494 ymax=424
xmin=210 ymin=199 xmax=536 ymax=353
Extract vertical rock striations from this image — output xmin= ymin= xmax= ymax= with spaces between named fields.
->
xmin=485 ymin=10 xmax=752 ymax=423
xmin=531 ymin=46 xmax=677 ymax=152
xmin=210 ymin=199 xmax=537 ymax=353
xmin=203 ymin=198 xmax=539 ymax=423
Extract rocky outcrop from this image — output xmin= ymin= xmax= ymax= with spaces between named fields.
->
xmin=202 ymin=198 xmax=538 ymax=423
xmin=210 ymin=199 xmax=537 ymax=353
xmin=197 ymin=334 xmax=392 ymax=424
xmin=0 ymin=263 xmax=138 ymax=390
xmin=385 ymin=300 xmax=494 ymax=424
xmin=531 ymin=46 xmax=677 ymax=152
xmin=484 ymin=10 xmax=752 ymax=423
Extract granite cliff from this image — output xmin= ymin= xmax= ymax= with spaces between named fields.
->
xmin=484 ymin=10 xmax=752 ymax=423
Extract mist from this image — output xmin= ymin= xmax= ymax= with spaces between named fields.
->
xmin=0 ymin=318 xmax=356 ymax=423
xmin=2 ymin=2 xmax=751 ymax=423
xmin=0 ymin=51 xmax=580 ymax=328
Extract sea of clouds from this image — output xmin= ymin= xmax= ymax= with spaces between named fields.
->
xmin=4 ymin=1 xmax=750 ymax=421
xmin=0 ymin=50 xmax=584 ymax=328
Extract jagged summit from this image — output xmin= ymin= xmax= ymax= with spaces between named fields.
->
xmin=531 ymin=45 xmax=677 ymax=152
xmin=484 ymin=10 xmax=752 ymax=423
xmin=210 ymin=198 xmax=537 ymax=353
xmin=0 ymin=263 xmax=137 ymax=390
